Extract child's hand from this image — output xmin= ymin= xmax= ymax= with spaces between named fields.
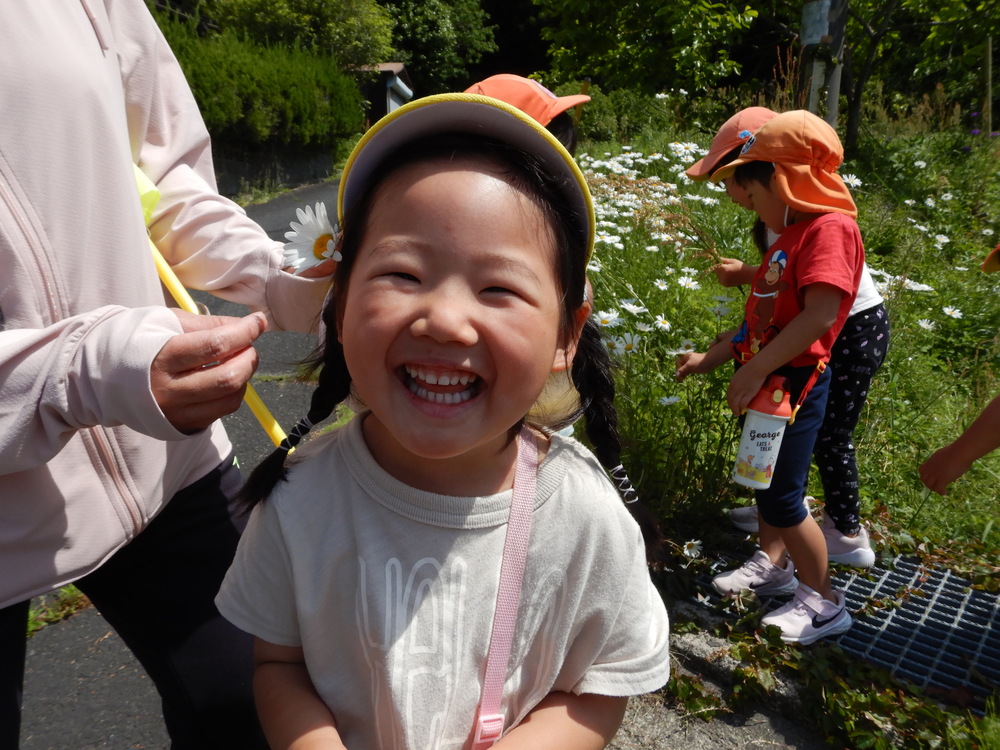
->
xmin=675 ymin=351 xmax=708 ymax=381
xmin=919 ymin=442 xmax=973 ymax=495
xmin=726 ymin=363 xmax=766 ymax=415
xmin=709 ymin=257 xmax=755 ymax=287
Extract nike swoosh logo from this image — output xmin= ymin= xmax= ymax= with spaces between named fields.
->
xmin=812 ymin=612 xmax=843 ymax=628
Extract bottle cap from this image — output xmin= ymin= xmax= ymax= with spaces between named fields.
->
xmin=747 ymin=375 xmax=792 ymax=418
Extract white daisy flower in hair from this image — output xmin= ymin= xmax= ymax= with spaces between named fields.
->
xmin=282 ymin=202 xmax=341 ymax=274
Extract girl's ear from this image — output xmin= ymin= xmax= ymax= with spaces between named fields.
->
xmin=552 ymin=299 xmax=591 ymax=373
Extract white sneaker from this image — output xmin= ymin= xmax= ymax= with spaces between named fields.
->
xmin=727 ymin=504 xmax=760 ymax=533
xmin=712 ymin=550 xmax=799 ymax=596
xmin=725 ymin=496 xmax=813 ymax=534
xmin=760 ymin=583 xmax=852 ymax=645
xmin=821 ymin=513 xmax=876 ymax=568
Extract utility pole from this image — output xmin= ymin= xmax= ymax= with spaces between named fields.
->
xmin=800 ymin=0 xmax=849 ymax=125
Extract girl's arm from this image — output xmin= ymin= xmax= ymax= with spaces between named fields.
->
xmin=710 ymin=257 xmax=757 ymax=287
xmin=253 ymin=638 xmax=348 ymax=750
xmin=919 ymin=394 xmax=1000 ymax=495
xmin=493 ymin=692 xmax=628 ymax=750
xmin=675 ymin=329 xmax=738 ymax=381
xmin=726 ymin=283 xmax=843 ymax=415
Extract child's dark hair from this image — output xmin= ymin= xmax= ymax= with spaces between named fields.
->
xmin=546 ymin=111 xmax=578 ymax=155
xmin=733 ymin=160 xmax=775 ymax=188
xmin=239 ymin=132 xmax=665 ymax=561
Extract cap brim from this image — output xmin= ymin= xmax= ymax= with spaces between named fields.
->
xmin=338 ymin=93 xmax=594 ymax=260
xmin=983 ymin=243 xmax=1000 ymax=273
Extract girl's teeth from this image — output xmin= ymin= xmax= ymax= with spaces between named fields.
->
xmin=405 ymin=366 xmax=476 ymax=386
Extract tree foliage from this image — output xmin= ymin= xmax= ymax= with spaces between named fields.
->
xmin=529 ymin=0 xmax=757 ymax=92
xmin=210 ymin=0 xmax=395 ymax=70
xmin=379 ymin=0 xmax=498 ymax=95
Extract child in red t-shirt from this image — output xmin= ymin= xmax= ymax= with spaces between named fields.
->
xmin=677 ymin=110 xmax=864 ymax=644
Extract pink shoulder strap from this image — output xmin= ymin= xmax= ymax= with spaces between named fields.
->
xmin=472 ymin=427 xmax=538 ymax=748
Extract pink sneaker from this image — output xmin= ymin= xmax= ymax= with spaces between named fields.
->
xmin=712 ymin=550 xmax=799 ymax=596
xmin=760 ymin=583 xmax=852 ymax=645
xmin=821 ymin=513 xmax=876 ymax=568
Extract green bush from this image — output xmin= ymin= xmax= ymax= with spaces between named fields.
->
xmin=153 ymin=9 xmax=363 ymax=149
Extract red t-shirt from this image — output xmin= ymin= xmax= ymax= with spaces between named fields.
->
xmin=731 ymin=212 xmax=864 ymax=368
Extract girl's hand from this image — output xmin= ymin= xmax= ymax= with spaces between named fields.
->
xmin=919 ymin=443 xmax=972 ymax=496
xmin=675 ymin=351 xmax=709 ymax=381
xmin=709 ymin=257 xmax=755 ymax=287
xmin=726 ymin=362 xmax=766 ymax=415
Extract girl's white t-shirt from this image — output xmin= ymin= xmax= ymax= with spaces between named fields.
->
xmin=217 ymin=416 xmax=670 ymax=750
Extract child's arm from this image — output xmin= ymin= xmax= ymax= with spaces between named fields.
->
xmin=919 ymin=394 xmax=1000 ymax=495
xmin=727 ymin=283 xmax=843 ymax=415
xmin=492 ymin=691 xmax=628 ymax=749
xmin=675 ymin=329 xmax=738 ymax=381
xmin=253 ymin=638 xmax=348 ymax=750
xmin=710 ymin=257 xmax=757 ymax=287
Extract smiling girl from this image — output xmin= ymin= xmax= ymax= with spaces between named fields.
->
xmin=216 ymin=94 xmax=670 ymax=750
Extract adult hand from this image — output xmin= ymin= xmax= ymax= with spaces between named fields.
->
xmin=151 ymin=309 xmax=267 ymax=434
xmin=296 ymin=258 xmax=337 ymax=279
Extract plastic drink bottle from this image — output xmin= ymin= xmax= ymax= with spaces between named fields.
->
xmin=732 ymin=375 xmax=793 ymax=489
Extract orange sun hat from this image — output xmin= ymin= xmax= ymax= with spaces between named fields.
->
xmin=464 ymin=74 xmax=590 ymax=127
xmin=685 ymin=107 xmax=778 ymax=181
xmin=711 ymin=110 xmax=858 ymax=218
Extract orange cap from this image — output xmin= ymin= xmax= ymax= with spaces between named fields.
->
xmin=710 ymin=110 xmax=857 ymax=218
xmin=464 ymin=74 xmax=590 ymax=126
xmin=685 ymin=107 xmax=778 ymax=181
xmin=983 ymin=242 xmax=1000 ymax=273
xmin=747 ymin=375 xmax=792 ymax=418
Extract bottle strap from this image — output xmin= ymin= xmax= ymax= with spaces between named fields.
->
xmin=788 ymin=359 xmax=827 ymax=425
xmin=472 ymin=427 xmax=538 ymax=749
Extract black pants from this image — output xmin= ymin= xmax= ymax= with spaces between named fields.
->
xmin=814 ymin=303 xmax=890 ymax=534
xmin=0 ymin=457 xmax=267 ymax=749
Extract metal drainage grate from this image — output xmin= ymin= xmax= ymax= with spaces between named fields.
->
xmin=696 ymin=556 xmax=1000 ymax=712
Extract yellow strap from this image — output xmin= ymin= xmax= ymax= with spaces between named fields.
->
xmin=134 ymin=165 xmax=287 ymax=447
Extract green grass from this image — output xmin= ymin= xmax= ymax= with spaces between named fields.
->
xmin=26 ymin=585 xmax=90 ymax=637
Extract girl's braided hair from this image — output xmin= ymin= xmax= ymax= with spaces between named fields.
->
xmin=238 ymin=133 xmax=665 ymax=561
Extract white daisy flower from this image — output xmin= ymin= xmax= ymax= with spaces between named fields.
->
xmin=645 ymin=245 xmax=660 ymax=252
xmin=904 ymin=199 xmax=916 ymax=206
xmin=677 ymin=275 xmax=701 ymax=290
xmin=282 ymin=202 xmax=341 ymax=273
xmin=983 ymin=228 xmax=995 ymax=236
xmin=941 ymin=192 xmax=953 ymax=201
xmin=621 ymin=302 xmax=648 ymax=315
xmin=606 ymin=337 xmax=624 ymax=354
xmin=659 ymin=396 xmax=681 ymax=406
xmin=596 ymin=310 xmax=622 ymax=327
xmin=620 ymin=332 xmax=641 ymax=353
xmin=636 ymin=322 xmax=654 ymax=332
xmin=708 ymin=305 xmax=731 ymax=317
xmin=914 ymin=160 xmax=927 ymax=168
xmin=934 ymin=234 xmax=950 ymax=245
xmin=682 ymin=539 xmax=702 ymax=559
xmin=925 ymin=197 xmax=936 ymax=208
xmin=654 ymin=279 xmax=670 ymax=290
xmin=679 ymin=339 xmax=696 ymax=353
xmin=917 ymin=319 xmax=937 ymax=330
xmin=943 ymin=306 xmax=963 ymax=319
xmin=842 ymin=174 xmax=862 ymax=188
xmin=654 ymin=316 xmax=672 ymax=331
xmin=903 ymin=280 xmax=935 ymax=292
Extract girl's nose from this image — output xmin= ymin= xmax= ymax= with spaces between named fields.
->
xmin=410 ymin=287 xmax=479 ymax=345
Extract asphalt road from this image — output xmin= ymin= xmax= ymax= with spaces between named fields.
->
xmin=19 ymin=181 xmax=829 ymax=749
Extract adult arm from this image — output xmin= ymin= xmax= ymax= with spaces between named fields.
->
xmin=113 ymin=0 xmax=329 ymax=333
xmin=726 ymin=283 xmax=843 ymax=415
xmin=253 ymin=639 xmax=348 ymax=750
xmin=919 ymin=394 xmax=1000 ymax=495
xmin=0 ymin=306 xmax=265 ymax=472
xmin=493 ymin=692 xmax=628 ymax=750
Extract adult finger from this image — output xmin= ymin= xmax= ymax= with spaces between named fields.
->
xmin=159 ymin=312 xmax=267 ymax=374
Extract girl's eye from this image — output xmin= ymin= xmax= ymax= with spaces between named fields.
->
xmin=388 ymin=271 xmax=419 ymax=282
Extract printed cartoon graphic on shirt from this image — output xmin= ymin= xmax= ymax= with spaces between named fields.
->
xmin=733 ymin=249 xmax=788 ymax=355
